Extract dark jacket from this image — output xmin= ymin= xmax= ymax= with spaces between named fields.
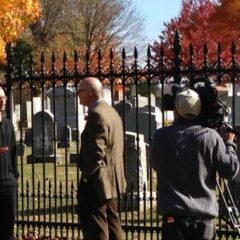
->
xmin=0 ymin=118 xmax=18 ymax=190
xmin=150 ymin=119 xmax=239 ymax=218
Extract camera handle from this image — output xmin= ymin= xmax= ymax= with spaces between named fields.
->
xmin=217 ymin=178 xmax=240 ymax=234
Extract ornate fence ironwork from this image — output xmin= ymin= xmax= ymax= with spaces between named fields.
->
xmin=3 ymin=31 xmax=240 ymax=239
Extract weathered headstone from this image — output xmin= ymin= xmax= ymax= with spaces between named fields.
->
xmin=16 ymin=142 xmax=26 ymax=156
xmin=15 ymin=104 xmax=20 ymax=125
xmin=58 ymin=125 xmax=72 ymax=148
xmin=125 ymin=131 xmax=148 ymax=193
xmin=114 ymin=95 xmax=162 ymax=144
xmin=103 ymin=87 xmax=112 ymax=105
xmin=27 ymin=110 xmax=60 ymax=163
xmin=33 ymin=97 xmax=42 ymax=114
xmin=22 ymin=101 xmax=32 ymax=128
xmin=114 ymin=101 xmax=132 ymax=117
xmin=21 ymin=97 xmax=42 ymax=128
xmin=129 ymin=93 xmax=156 ymax=108
xmin=47 ymin=87 xmax=84 ymax=129
xmin=16 ymin=97 xmax=42 ymax=143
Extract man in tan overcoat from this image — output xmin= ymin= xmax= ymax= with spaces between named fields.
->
xmin=77 ymin=77 xmax=126 ymax=240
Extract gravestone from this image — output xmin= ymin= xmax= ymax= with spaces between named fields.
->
xmin=114 ymin=95 xmax=162 ymax=144
xmin=33 ymin=97 xmax=42 ymax=114
xmin=21 ymin=97 xmax=42 ymax=128
xmin=15 ymin=104 xmax=20 ymax=125
xmin=27 ymin=110 xmax=60 ymax=163
xmin=16 ymin=98 xmax=42 ymax=143
xmin=16 ymin=143 xmax=26 ymax=156
xmin=102 ymin=87 xmax=112 ymax=105
xmin=58 ymin=125 xmax=72 ymax=148
xmin=119 ymin=131 xmax=149 ymax=211
xmin=126 ymin=105 xmax=162 ymax=144
xmin=14 ymin=104 xmax=21 ymax=141
xmin=125 ymin=131 xmax=148 ymax=193
xmin=129 ymin=93 xmax=156 ymax=108
xmin=22 ymin=101 xmax=32 ymax=128
xmin=47 ymin=87 xmax=84 ymax=130
xmin=47 ymin=87 xmax=86 ymax=142
xmin=114 ymin=101 xmax=132 ymax=117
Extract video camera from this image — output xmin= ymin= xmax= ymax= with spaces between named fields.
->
xmin=162 ymin=78 xmax=239 ymax=133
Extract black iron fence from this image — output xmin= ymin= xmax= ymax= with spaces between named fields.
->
xmin=3 ymin=31 xmax=240 ymax=239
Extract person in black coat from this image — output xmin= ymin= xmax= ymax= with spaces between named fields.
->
xmin=0 ymin=87 xmax=19 ymax=240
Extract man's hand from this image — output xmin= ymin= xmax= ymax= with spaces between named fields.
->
xmin=0 ymin=146 xmax=8 ymax=153
xmin=222 ymin=131 xmax=236 ymax=142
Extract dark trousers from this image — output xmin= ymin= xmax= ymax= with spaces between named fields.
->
xmin=0 ymin=189 xmax=16 ymax=240
xmin=78 ymin=181 xmax=123 ymax=240
xmin=162 ymin=215 xmax=216 ymax=240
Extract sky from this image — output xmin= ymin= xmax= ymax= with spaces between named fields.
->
xmin=133 ymin=0 xmax=182 ymax=43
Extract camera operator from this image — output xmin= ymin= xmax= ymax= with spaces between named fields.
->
xmin=150 ymin=88 xmax=239 ymax=240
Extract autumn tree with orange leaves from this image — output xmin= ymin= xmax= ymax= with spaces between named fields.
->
xmin=152 ymin=0 xmax=218 ymax=67
xmin=209 ymin=0 xmax=240 ymax=47
xmin=152 ymin=0 xmax=240 ymax=68
xmin=0 ymin=0 xmax=41 ymax=63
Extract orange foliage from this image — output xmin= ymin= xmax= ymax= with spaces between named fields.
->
xmin=152 ymin=0 xmax=240 ymax=67
xmin=209 ymin=0 xmax=240 ymax=42
xmin=152 ymin=0 xmax=217 ymax=67
xmin=0 ymin=0 xmax=41 ymax=63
